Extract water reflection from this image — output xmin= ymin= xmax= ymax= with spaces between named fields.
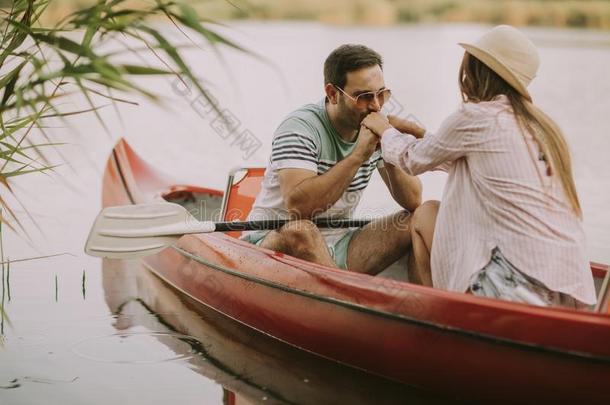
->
xmin=102 ymin=258 xmax=457 ymax=404
xmin=72 ymin=331 xmax=202 ymax=364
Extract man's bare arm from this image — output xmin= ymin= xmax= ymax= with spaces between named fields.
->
xmin=279 ymin=127 xmax=379 ymax=219
xmin=361 ymin=113 xmax=423 ymax=211
xmin=279 ymin=154 xmax=364 ymax=218
xmin=378 ymin=163 xmax=422 ymax=211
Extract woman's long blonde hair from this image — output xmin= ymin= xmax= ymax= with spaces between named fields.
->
xmin=459 ymin=52 xmax=582 ymax=217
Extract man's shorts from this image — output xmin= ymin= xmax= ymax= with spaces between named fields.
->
xmin=241 ymin=228 xmax=358 ymax=270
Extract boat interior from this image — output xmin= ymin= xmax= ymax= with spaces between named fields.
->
xmin=161 ymin=167 xmax=610 ymax=312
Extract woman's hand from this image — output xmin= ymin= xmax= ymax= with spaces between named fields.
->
xmin=388 ymin=115 xmax=426 ymax=139
xmin=362 ymin=112 xmax=391 ymax=136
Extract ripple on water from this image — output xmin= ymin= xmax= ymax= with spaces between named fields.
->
xmin=71 ymin=331 xmax=202 ymax=364
xmin=3 ymin=333 xmax=47 ymax=348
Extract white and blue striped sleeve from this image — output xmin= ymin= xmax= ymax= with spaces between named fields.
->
xmin=270 ymin=132 xmax=318 ymax=172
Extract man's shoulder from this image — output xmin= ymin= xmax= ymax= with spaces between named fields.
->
xmin=276 ymin=100 xmax=326 ymax=138
xmin=290 ymin=100 xmax=325 ymax=119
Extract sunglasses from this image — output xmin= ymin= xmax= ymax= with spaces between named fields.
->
xmin=333 ymin=85 xmax=392 ymax=108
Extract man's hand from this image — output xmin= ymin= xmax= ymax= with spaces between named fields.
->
xmin=362 ymin=112 xmax=391 ymax=136
xmin=279 ymin=127 xmax=380 ymax=218
xmin=388 ymin=115 xmax=426 ymax=139
xmin=352 ymin=125 xmax=380 ymax=163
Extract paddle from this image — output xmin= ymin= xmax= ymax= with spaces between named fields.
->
xmin=85 ymin=202 xmax=371 ymax=259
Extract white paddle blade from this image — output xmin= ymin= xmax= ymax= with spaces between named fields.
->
xmin=85 ymin=233 xmax=179 ymax=259
xmin=84 ymin=203 xmax=197 ymax=259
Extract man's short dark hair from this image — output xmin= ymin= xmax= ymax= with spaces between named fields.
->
xmin=324 ymin=44 xmax=383 ymax=89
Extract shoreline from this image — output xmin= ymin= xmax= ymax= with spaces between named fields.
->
xmin=19 ymin=0 xmax=610 ymax=31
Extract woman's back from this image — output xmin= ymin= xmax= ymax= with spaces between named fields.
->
xmin=430 ymin=95 xmax=596 ymax=305
xmin=364 ymin=25 xmax=597 ymax=306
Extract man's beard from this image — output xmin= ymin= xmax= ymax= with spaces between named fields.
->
xmin=338 ymin=101 xmax=366 ymax=131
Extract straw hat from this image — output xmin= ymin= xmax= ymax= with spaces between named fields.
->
xmin=459 ymin=25 xmax=540 ymax=101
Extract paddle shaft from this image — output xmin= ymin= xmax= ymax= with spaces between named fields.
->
xmin=86 ymin=202 xmax=374 ymax=259
xmin=214 ymin=217 xmax=371 ymax=232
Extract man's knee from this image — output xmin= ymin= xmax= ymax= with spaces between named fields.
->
xmin=392 ymin=210 xmax=412 ymax=234
xmin=278 ymin=219 xmax=322 ymax=251
xmin=259 ymin=230 xmax=285 ymax=251
xmin=412 ymin=200 xmax=440 ymax=234
xmin=417 ymin=200 xmax=440 ymax=217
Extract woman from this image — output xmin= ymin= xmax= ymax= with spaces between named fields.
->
xmin=362 ymin=25 xmax=596 ymax=308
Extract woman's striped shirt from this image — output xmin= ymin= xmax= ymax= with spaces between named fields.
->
xmin=381 ymin=95 xmax=596 ymax=305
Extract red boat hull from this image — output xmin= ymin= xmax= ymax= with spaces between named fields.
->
xmin=102 ymin=139 xmax=610 ymax=402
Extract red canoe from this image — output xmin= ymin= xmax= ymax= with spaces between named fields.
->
xmin=101 ymin=138 xmax=610 ymax=403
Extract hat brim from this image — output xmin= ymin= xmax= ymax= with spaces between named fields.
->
xmin=459 ymin=43 xmax=532 ymax=101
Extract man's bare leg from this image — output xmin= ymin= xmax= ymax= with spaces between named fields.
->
xmin=407 ymin=200 xmax=440 ymax=286
xmin=259 ymin=219 xmax=336 ymax=267
xmin=346 ymin=210 xmax=412 ymax=275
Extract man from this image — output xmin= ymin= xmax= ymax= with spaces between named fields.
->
xmin=243 ymin=44 xmax=422 ymax=275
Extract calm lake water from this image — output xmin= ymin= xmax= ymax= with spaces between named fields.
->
xmin=1 ymin=22 xmax=609 ymax=404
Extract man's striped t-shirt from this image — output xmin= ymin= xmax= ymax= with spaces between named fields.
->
xmin=248 ymin=98 xmax=382 ymax=243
